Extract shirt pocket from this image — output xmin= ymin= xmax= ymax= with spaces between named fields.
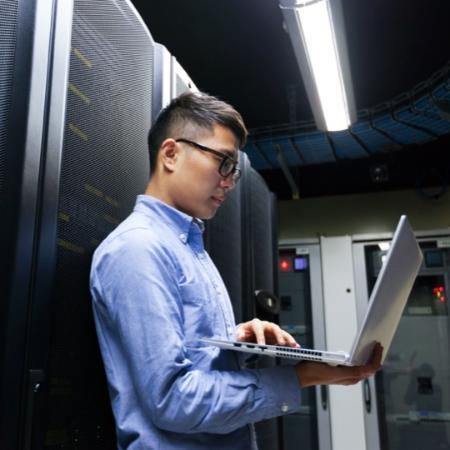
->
xmin=178 ymin=282 xmax=217 ymax=343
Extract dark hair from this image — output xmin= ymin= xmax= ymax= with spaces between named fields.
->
xmin=148 ymin=91 xmax=247 ymax=174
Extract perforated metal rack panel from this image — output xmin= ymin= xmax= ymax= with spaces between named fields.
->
xmin=204 ymin=164 xmax=243 ymax=324
xmin=43 ymin=1 xmax=153 ymax=447
xmin=239 ymin=152 xmax=255 ymax=321
xmin=249 ymin=168 xmax=274 ymax=294
xmin=0 ymin=0 xmax=18 ymax=194
xmin=237 ymin=157 xmax=280 ymax=450
xmin=249 ymin=168 xmax=280 ymax=450
xmin=0 ymin=2 xmax=23 ymax=448
xmin=270 ymin=192 xmax=279 ymax=297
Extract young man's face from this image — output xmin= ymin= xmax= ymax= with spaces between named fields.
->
xmin=170 ymin=124 xmax=239 ymax=220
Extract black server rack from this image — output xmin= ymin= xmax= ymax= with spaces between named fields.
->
xmin=204 ymin=153 xmax=244 ymax=324
xmin=0 ymin=1 xmax=38 ymax=449
xmin=249 ymin=169 xmax=280 ymax=321
xmin=206 ymin=151 xmax=281 ymax=450
xmin=0 ymin=1 xmax=154 ymax=448
xmin=1 ymin=2 xmax=281 ymax=449
xmin=245 ymin=164 xmax=281 ymax=450
xmin=240 ymin=151 xmax=257 ymax=322
xmin=239 ymin=152 xmax=280 ymax=321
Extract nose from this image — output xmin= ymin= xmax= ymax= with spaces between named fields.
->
xmin=219 ymin=173 xmax=236 ymax=191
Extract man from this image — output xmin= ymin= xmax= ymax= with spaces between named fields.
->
xmin=90 ymin=91 xmax=382 ymax=449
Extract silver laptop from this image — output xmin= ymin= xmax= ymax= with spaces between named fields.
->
xmin=202 ymin=215 xmax=423 ymax=366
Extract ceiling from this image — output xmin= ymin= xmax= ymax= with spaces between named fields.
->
xmin=131 ymin=0 xmax=450 ymax=199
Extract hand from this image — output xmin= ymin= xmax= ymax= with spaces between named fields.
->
xmin=236 ymin=318 xmax=299 ymax=348
xmin=296 ymin=343 xmax=383 ymax=388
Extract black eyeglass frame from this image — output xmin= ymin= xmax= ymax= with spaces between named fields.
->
xmin=175 ymin=138 xmax=241 ymax=181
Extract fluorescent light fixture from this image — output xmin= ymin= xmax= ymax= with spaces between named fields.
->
xmin=280 ymin=0 xmax=356 ymax=131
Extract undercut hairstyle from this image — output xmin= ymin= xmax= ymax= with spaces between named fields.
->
xmin=148 ymin=91 xmax=248 ymax=174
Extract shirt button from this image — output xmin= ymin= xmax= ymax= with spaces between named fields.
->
xmin=179 ymin=233 xmax=187 ymax=242
xmin=281 ymin=403 xmax=289 ymax=413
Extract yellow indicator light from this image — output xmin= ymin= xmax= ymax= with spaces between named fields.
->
xmin=68 ymin=82 xmax=91 ymax=105
xmin=84 ymin=183 xmax=103 ymax=198
xmin=105 ymin=195 xmax=120 ymax=208
xmin=58 ymin=212 xmax=70 ymax=222
xmin=57 ymin=239 xmax=85 ymax=255
xmin=104 ymin=214 xmax=119 ymax=225
xmin=71 ymin=47 xmax=92 ymax=68
xmin=69 ymin=123 xmax=88 ymax=141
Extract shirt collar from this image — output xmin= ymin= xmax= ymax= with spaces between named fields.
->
xmin=134 ymin=195 xmax=205 ymax=244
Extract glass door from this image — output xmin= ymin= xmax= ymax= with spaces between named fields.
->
xmin=355 ymin=239 xmax=450 ymax=450
xmin=278 ymin=244 xmax=331 ymax=450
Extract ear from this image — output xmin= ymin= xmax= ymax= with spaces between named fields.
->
xmin=158 ymin=138 xmax=179 ymax=173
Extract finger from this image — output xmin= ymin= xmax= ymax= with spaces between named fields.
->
xmin=252 ymin=319 xmax=266 ymax=345
xmin=348 ymin=343 xmax=383 ymax=380
xmin=258 ymin=322 xmax=284 ymax=345
xmin=235 ymin=322 xmax=253 ymax=341
xmin=359 ymin=353 xmax=383 ymax=379
xmin=264 ymin=326 xmax=300 ymax=347
xmin=262 ymin=322 xmax=290 ymax=346
xmin=281 ymin=329 xmax=300 ymax=347
xmin=367 ymin=342 xmax=383 ymax=370
xmin=235 ymin=324 xmax=245 ymax=341
xmin=268 ymin=323 xmax=287 ymax=346
xmin=373 ymin=343 xmax=383 ymax=367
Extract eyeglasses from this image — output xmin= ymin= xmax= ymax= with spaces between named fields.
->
xmin=175 ymin=138 xmax=241 ymax=182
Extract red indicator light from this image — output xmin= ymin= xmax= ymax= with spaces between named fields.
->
xmin=279 ymin=258 xmax=292 ymax=272
xmin=432 ymin=286 xmax=446 ymax=302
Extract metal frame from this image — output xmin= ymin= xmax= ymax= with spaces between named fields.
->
xmin=0 ymin=1 xmax=56 ymax=448
xmin=352 ymin=227 xmax=450 ymax=243
xmin=352 ymin=242 xmax=381 ymax=450
xmin=151 ymin=42 xmax=198 ymax=125
xmin=170 ymin=54 xmax=198 ymax=97
xmin=21 ymin=1 xmax=74 ymax=448
xmin=320 ymin=235 xmax=368 ymax=450
xmin=278 ymin=242 xmax=332 ymax=450
xmin=151 ymin=43 xmax=172 ymax=125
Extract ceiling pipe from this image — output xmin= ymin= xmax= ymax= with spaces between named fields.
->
xmin=275 ymin=143 xmax=300 ymax=199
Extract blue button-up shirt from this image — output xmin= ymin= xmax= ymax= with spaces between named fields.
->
xmin=90 ymin=195 xmax=302 ymax=449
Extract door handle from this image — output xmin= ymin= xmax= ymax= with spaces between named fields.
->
xmin=320 ymin=385 xmax=328 ymax=410
xmin=363 ymin=379 xmax=372 ymax=413
xmin=23 ymin=369 xmax=45 ymax=450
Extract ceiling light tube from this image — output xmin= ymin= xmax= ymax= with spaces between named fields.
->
xmin=280 ymin=0 xmax=356 ymax=131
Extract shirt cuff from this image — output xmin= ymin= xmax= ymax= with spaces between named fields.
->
xmin=254 ymin=365 xmax=302 ymax=418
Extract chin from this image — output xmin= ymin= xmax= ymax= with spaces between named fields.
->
xmin=199 ymin=212 xmax=215 ymax=220
xmin=199 ymin=208 xmax=218 ymax=220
